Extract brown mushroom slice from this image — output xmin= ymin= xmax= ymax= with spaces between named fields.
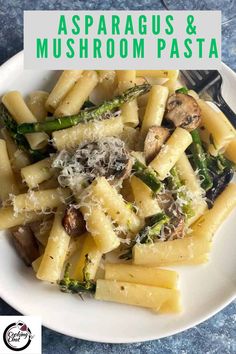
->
xmin=62 ymin=205 xmax=86 ymax=237
xmin=165 ymin=93 xmax=201 ymax=131
xmin=156 ymin=191 xmax=185 ymax=240
xmin=156 ymin=190 xmax=174 ymax=212
xmin=165 ymin=214 xmax=185 ymax=240
xmin=144 ymin=126 xmax=170 ymax=164
xmin=11 ymin=225 xmax=39 ymax=266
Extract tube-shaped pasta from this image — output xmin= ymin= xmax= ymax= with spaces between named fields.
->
xmin=2 ymin=91 xmax=49 ymax=150
xmin=133 ymin=236 xmax=211 ymax=266
xmin=91 ymin=177 xmax=141 ymax=233
xmin=120 ymin=126 xmax=139 ymax=151
xmin=190 ymin=183 xmax=236 ymax=241
xmin=130 ymin=176 xmax=161 ymax=218
xmin=0 ymin=139 xmax=19 ymax=200
xmin=53 ymin=116 xmax=123 ymax=151
xmin=37 ymin=206 xmax=70 ymax=282
xmin=225 ymin=139 xmax=236 ymax=164
xmin=1 ymin=128 xmax=30 ymax=171
xmin=95 ymin=279 xmax=180 ymax=312
xmin=13 ymin=188 xmax=71 ymax=213
xmin=176 ymin=153 xmax=202 ymax=195
xmin=140 ymin=85 xmax=169 ymax=140
xmin=159 ymin=254 xmax=209 ymax=266
xmin=105 ymin=263 xmax=178 ymax=289
xmin=175 ymin=153 xmax=208 ymax=225
xmin=72 ymin=232 xmax=102 ymax=280
xmin=149 ymin=127 xmax=193 ymax=180
xmin=0 ymin=207 xmax=42 ymax=230
xmin=136 ymin=70 xmax=179 ymax=79
xmin=45 ymin=70 xmax=83 ymax=113
xmin=81 ymin=204 xmax=120 ymax=254
xmin=155 ymin=292 xmax=182 ymax=313
xmin=26 ymin=91 xmax=49 ymax=121
xmin=197 ymin=99 xmax=236 ymax=154
xmin=116 ymin=70 xmax=139 ymax=127
xmin=54 ymin=71 xmax=98 ymax=117
xmin=21 ymin=157 xmax=55 ymax=189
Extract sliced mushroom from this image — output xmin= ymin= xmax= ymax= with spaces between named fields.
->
xmin=165 ymin=93 xmax=201 ymax=131
xmin=156 ymin=190 xmax=174 ymax=212
xmin=164 ymin=213 xmax=185 ymax=240
xmin=156 ymin=191 xmax=185 ymax=240
xmin=11 ymin=225 xmax=39 ymax=266
xmin=144 ymin=126 xmax=170 ymax=164
xmin=62 ymin=205 xmax=86 ymax=237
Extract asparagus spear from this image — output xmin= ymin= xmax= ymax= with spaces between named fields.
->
xmin=168 ymin=167 xmax=194 ymax=219
xmin=18 ymin=83 xmax=151 ymax=134
xmin=120 ymin=212 xmax=169 ymax=259
xmin=132 ymin=159 xmax=162 ymax=193
xmin=58 ymin=264 xmax=96 ymax=295
xmin=0 ymin=103 xmax=47 ymax=162
xmin=190 ymin=129 xmax=213 ymax=191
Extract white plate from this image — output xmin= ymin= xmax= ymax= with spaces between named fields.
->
xmin=0 ymin=52 xmax=236 ymax=343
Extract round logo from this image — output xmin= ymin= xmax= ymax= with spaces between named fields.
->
xmin=3 ymin=321 xmax=33 ymax=351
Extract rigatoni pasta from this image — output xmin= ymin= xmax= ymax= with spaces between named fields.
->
xmin=12 ymin=188 xmax=71 ymax=213
xmin=53 ymin=116 xmax=123 ymax=150
xmin=197 ymin=99 xmax=236 ymax=154
xmin=149 ymin=127 xmax=193 ymax=180
xmin=2 ymin=91 xmax=49 ymax=150
xmin=0 ymin=207 xmax=42 ymax=230
xmin=133 ymin=236 xmax=211 ymax=266
xmin=95 ymin=279 xmax=181 ymax=312
xmin=116 ymin=70 xmax=139 ymax=127
xmin=225 ymin=139 xmax=236 ymax=163
xmin=81 ymin=204 xmax=120 ymax=253
xmin=130 ymin=176 xmax=161 ymax=218
xmin=91 ymin=177 xmax=141 ymax=233
xmin=0 ymin=139 xmax=19 ymax=200
xmin=104 ymin=263 xmax=178 ymax=289
xmin=21 ymin=157 xmax=55 ymax=189
xmin=45 ymin=70 xmax=83 ymax=112
xmin=26 ymin=91 xmax=49 ymax=121
xmin=37 ymin=206 xmax=70 ymax=282
xmin=1 ymin=127 xmax=30 ymax=171
xmin=54 ymin=70 xmax=98 ymax=117
xmin=190 ymin=183 xmax=236 ymax=241
xmin=140 ymin=85 xmax=168 ymax=140
xmin=72 ymin=232 xmax=102 ymax=280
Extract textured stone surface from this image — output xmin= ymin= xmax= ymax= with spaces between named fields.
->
xmin=0 ymin=1 xmax=236 ymax=353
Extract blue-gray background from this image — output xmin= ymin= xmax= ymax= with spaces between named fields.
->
xmin=0 ymin=1 xmax=235 ymax=353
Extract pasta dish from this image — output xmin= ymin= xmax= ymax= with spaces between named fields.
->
xmin=0 ymin=69 xmax=235 ymax=313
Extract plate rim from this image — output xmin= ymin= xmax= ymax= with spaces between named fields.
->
xmin=0 ymin=50 xmax=235 ymax=343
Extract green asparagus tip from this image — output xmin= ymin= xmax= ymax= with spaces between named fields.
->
xmin=58 ymin=263 xmax=96 ymax=294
